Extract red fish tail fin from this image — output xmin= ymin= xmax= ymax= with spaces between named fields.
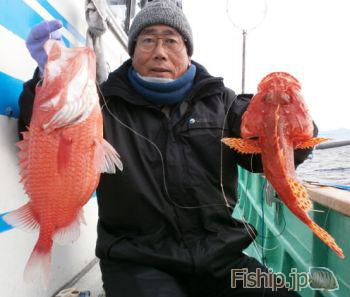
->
xmin=286 ymin=179 xmax=344 ymax=258
xmin=295 ymin=137 xmax=329 ymax=149
xmin=221 ymin=138 xmax=261 ymax=154
xmin=94 ymin=139 xmax=123 ymax=173
xmin=24 ymin=239 xmax=53 ymax=287
xmin=287 ymin=178 xmax=312 ymax=212
xmin=2 ymin=203 xmax=39 ymax=232
xmin=309 ymin=222 xmax=344 ymax=259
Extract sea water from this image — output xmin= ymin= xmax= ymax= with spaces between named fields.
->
xmin=296 ymin=145 xmax=350 ymax=186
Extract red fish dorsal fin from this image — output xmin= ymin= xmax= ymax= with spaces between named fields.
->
xmin=4 ymin=133 xmax=40 ymax=238
xmin=16 ymin=131 xmax=31 ymax=194
xmin=221 ymin=137 xmax=261 ymax=154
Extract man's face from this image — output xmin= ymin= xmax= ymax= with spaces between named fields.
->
xmin=132 ymin=25 xmax=191 ymax=79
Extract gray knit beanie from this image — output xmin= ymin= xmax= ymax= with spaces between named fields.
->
xmin=128 ymin=0 xmax=193 ymax=57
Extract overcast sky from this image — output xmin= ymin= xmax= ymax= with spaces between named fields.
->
xmin=183 ymin=0 xmax=350 ymax=131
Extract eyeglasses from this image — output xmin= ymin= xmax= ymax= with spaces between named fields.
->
xmin=136 ymin=34 xmax=186 ymax=53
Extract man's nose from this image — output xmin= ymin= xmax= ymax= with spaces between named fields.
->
xmin=152 ymin=39 xmax=167 ymax=58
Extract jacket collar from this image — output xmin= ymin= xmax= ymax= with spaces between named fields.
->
xmin=100 ymin=59 xmax=225 ymax=106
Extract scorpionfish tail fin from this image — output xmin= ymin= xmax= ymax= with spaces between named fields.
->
xmin=288 ymin=178 xmax=312 ymax=212
xmin=309 ymin=222 xmax=345 ymax=259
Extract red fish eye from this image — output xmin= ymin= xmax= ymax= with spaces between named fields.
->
xmin=263 ymin=92 xmax=272 ymax=101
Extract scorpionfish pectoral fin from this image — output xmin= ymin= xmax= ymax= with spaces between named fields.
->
xmin=221 ymin=138 xmax=262 ymax=154
xmin=295 ymin=137 xmax=329 ymax=149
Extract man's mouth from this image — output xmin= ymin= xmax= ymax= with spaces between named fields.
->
xmin=150 ymin=67 xmax=171 ymax=73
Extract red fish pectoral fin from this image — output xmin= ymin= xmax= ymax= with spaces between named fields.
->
xmin=287 ymin=178 xmax=312 ymax=212
xmin=94 ymin=139 xmax=123 ymax=173
xmin=295 ymin=137 xmax=329 ymax=149
xmin=57 ymin=132 xmax=73 ymax=173
xmin=2 ymin=203 xmax=39 ymax=232
xmin=221 ymin=138 xmax=261 ymax=154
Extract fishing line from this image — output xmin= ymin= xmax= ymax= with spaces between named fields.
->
xmin=236 ymin=179 xmax=284 ymax=253
xmin=260 ymin=181 xmax=287 ymax=239
xmin=261 ymin=188 xmax=266 ymax=266
xmin=322 ymin=207 xmax=331 ymax=230
xmin=218 ymin=93 xmax=277 ymax=262
xmin=233 ymin=167 xmax=262 ymax=259
xmin=98 ymin=80 xmax=286 ymax=257
xmin=98 ymin=79 xmax=290 ymax=297
xmin=218 ymin=93 xmax=275 ymax=256
xmin=218 ymin=95 xmax=279 ymax=256
xmin=239 ymin=170 xmax=286 ymax=242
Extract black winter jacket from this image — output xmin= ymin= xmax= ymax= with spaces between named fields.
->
xmin=18 ymin=60 xmax=313 ymax=277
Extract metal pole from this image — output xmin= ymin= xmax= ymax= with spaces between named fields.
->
xmin=124 ymin=0 xmax=136 ymax=34
xmin=241 ymin=29 xmax=247 ymax=94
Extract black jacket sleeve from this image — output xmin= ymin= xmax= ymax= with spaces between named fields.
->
xmin=17 ymin=68 xmax=41 ymax=138
xmin=226 ymin=91 xmax=316 ymax=173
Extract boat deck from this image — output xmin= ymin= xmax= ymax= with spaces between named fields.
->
xmin=53 ymin=258 xmax=104 ymax=297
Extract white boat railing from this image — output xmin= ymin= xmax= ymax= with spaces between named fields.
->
xmin=315 ymin=140 xmax=350 ymax=150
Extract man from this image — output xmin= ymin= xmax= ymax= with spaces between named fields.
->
xmin=20 ymin=0 xmax=312 ymax=296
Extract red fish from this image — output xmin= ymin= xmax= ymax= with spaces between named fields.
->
xmin=4 ymin=40 xmax=123 ymax=285
xmin=222 ymin=72 xmax=344 ymax=258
